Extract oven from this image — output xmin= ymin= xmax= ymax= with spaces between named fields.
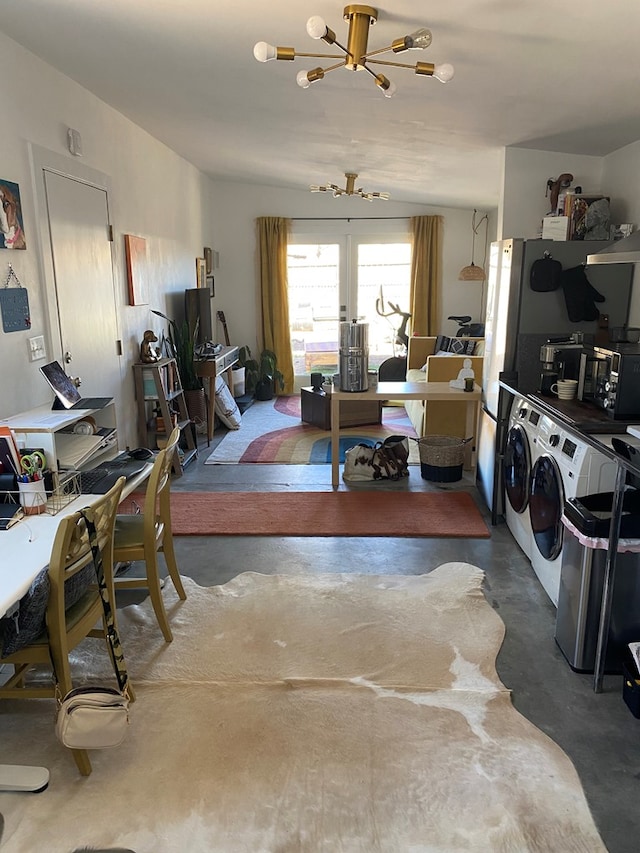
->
xmin=578 ymin=344 xmax=640 ymax=418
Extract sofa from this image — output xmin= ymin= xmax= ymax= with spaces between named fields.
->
xmin=404 ymin=336 xmax=485 ymax=438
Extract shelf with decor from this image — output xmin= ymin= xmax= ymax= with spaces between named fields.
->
xmin=132 ymin=358 xmax=197 ymax=476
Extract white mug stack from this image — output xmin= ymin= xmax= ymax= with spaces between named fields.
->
xmin=551 ymin=379 xmax=578 ymax=401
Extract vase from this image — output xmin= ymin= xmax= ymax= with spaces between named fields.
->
xmin=255 ymin=378 xmax=274 ymax=401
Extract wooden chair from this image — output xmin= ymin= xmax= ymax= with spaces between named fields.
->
xmin=0 ymin=477 xmax=128 ymax=776
xmin=112 ymin=426 xmax=186 ymax=643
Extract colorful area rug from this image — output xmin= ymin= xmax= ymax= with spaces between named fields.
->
xmin=118 ymin=490 xmax=490 ymax=538
xmin=205 ymin=395 xmax=419 ymax=464
xmin=0 ymin=567 xmax=605 ymax=852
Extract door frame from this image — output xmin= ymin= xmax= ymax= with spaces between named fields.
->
xmin=27 ymin=142 xmax=124 ymax=404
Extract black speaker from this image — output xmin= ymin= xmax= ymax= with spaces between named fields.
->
xmin=311 ymin=372 xmax=324 ymax=390
xmin=185 ymin=288 xmax=212 ymax=346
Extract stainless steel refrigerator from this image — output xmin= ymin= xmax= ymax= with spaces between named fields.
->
xmin=477 ymin=238 xmax=633 ymax=512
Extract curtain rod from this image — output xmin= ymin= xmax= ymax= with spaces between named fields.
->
xmin=291 ymin=216 xmax=410 ymax=222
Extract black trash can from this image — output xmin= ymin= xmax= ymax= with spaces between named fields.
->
xmin=555 ymin=489 xmax=640 ymax=674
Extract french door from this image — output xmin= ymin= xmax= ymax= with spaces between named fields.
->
xmin=287 ymin=229 xmax=411 ymax=382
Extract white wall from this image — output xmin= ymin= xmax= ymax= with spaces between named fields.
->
xmin=0 ymin=32 xmax=211 ymax=448
xmin=602 ymin=140 xmax=640 ymax=325
xmin=209 ymin=180 xmax=497 ymax=347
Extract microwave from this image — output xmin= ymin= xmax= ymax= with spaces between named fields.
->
xmin=578 ymin=345 xmax=640 ymax=418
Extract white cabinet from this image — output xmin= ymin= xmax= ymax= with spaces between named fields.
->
xmin=1 ymin=402 xmax=118 ymax=473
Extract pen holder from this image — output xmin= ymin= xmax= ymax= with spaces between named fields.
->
xmin=18 ymin=479 xmax=47 ymax=515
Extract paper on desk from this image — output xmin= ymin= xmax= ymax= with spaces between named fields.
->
xmin=55 ymin=433 xmax=106 ymax=468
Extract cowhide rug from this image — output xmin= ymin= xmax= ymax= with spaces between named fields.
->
xmin=0 ymin=566 xmax=605 ymax=852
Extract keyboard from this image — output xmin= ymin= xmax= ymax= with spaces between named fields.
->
xmin=70 ymin=397 xmax=113 ymax=410
xmin=79 ymin=459 xmax=147 ymax=494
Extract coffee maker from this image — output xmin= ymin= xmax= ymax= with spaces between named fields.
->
xmin=539 ymin=333 xmax=585 ymax=396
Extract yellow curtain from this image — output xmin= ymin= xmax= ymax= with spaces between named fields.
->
xmin=257 ymin=216 xmax=294 ymax=394
xmin=409 ymin=215 xmax=443 ymax=335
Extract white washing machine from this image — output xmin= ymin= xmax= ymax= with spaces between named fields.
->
xmin=529 ymin=415 xmax=618 ymax=607
xmin=503 ymin=395 xmax=544 ymax=559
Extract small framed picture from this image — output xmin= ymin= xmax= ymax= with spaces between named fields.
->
xmin=206 ymin=275 xmax=215 ymax=297
xmin=196 ymin=257 xmax=206 ymax=288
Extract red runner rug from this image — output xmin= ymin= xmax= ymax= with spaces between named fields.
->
xmin=120 ymin=490 xmax=490 ymax=538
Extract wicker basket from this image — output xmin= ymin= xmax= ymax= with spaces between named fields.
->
xmin=415 ymin=435 xmax=469 ymax=482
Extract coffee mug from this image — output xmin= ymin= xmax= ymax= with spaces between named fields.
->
xmin=551 ymin=379 xmax=577 ymax=400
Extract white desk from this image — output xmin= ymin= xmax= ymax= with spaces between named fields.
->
xmin=1 ymin=464 xmax=151 ymax=618
xmin=330 ymin=381 xmax=482 ymax=488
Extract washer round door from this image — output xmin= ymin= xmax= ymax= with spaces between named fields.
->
xmin=529 ymin=453 xmax=564 ymax=561
xmin=504 ymin=424 xmax=531 ymax=514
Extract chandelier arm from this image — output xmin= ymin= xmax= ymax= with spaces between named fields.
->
xmin=293 ymin=52 xmax=346 ymax=60
xmin=316 ymin=60 xmax=348 ymax=75
xmin=361 ymin=44 xmax=400 ymax=60
xmin=366 ymin=58 xmax=421 ymax=70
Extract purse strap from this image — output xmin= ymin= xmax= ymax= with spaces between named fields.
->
xmin=79 ymin=509 xmax=129 ymax=695
xmin=48 ymin=509 xmax=130 ymax=696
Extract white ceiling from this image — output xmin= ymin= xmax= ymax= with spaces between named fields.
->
xmin=3 ymin=0 xmax=640 ymax=209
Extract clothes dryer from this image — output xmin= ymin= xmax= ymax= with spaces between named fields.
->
xmin=503 ymin=395 xmax=544 ymax=559
xmin=529 ymin=416 xmax=618 ymax=606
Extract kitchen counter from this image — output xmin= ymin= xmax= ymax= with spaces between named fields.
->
xmin=528 ymin=392 xmax=640 ymax=434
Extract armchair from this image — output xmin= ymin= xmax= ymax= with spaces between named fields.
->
xmin=405 ymin=336 xmax=485 ymax=439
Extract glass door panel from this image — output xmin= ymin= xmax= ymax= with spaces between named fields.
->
xmin=287 ymin=244 xmax=341 ymax=378
xmin=355 ymin=242 xmax=411 ymax=369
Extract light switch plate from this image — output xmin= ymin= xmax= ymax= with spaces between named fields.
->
xmin=28 ymin=335 xmax=46 ymax=361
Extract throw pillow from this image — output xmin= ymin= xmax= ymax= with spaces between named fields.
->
xmin=214 ymin=375 xmax=242 ymax=429
xmin=448 ymin=338 xmax=476 ymax=355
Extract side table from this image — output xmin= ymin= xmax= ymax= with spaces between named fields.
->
xmin=301 ymin=386 xmax=382 ymax=430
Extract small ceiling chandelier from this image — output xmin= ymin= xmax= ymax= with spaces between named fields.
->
xmin=310 ymin=172 xmax=390 ymax=201
xmin=459 ymin=209 xmax=489 ymax=281
xmin=254 ymin=5 xmax=454 ymax=98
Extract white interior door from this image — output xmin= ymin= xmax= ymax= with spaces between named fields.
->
xmin=42 ymin=170 xmax=122 ymax=399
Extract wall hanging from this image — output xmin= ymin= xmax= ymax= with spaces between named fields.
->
xmin=1 ymin=263 xmax=31 ymax=332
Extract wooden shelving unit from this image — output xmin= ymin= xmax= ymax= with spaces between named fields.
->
xmin=132 ymin=358 xmax=197 ymax=476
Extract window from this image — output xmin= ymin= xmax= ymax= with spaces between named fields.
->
xmin=287 ymin=226 xmax=411 ymax=382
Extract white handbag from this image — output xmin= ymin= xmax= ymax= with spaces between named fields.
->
xmin=55 ymin=687 xmax=130 ymax=750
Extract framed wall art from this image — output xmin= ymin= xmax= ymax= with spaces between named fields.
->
xmin=196 ymin=257 xmax=206 ymax=289
xmin=124 ymin=234 xmax=149 ymax=305
xmin=0 ymin=179 xmax=26 ymax=250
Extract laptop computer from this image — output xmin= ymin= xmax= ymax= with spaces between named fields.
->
xmin=39 ymin=361 xmax=112 ymax=410
xmin=78 ymin=454 xmax=149 ymax=495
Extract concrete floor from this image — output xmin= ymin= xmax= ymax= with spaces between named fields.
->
xmin=122 ymin=427 xmax=640 ymax=853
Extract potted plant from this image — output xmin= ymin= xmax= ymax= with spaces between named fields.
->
xmin=238 ymin=346 xmax=285 ymax=401
xmin=152 ymin=309 xmax=206 ymax=429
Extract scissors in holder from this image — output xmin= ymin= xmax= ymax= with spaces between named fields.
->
xmin=20 ymin=451 xmax=47 ymax=480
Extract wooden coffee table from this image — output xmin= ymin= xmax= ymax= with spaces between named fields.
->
xmin=301 ymin=386 xmax=382 ymax=430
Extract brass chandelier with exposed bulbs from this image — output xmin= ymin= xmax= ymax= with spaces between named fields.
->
xmin=310 ymin=172 xmax=390 ymax=201
xmin=253 ymin=5 xmax=454 ymax=98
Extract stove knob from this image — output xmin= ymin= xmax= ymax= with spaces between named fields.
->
xmin=518 ymin=408 xmax=527 ymax=418
xmin=603 ymin=397 xmax=611 ymax=408
xmin=550 ymin=434 xmax=560 ymax=447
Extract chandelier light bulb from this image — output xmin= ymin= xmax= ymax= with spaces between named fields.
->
xmin=406 ymin=28 xmax=432 ymax=49
xmin=296 ymin=70 xmax=311 ymax=88
xmin=382 ymin=79 xmax=396 ymax=98
xmin=433 ymin=63 xmax=455 ymax=83
xmin=253 ymin=41 xmax=277 ymax=63
xmin=306 ymin=16 xmax=327 ymax=39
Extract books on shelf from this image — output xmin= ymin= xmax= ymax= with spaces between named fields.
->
xmin=142 ymin=360 xmax=179 ymax=398
xmin=558 ymin=193 xmax=611 ymax=240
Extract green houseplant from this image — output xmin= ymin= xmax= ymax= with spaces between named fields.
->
xmin=151 ymin=309 xmax=206 ymax=433
xmin=238 ymin=346 xmax=285 ymax=401
xmin=151 ymin=309 xmax=202 ymax=391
